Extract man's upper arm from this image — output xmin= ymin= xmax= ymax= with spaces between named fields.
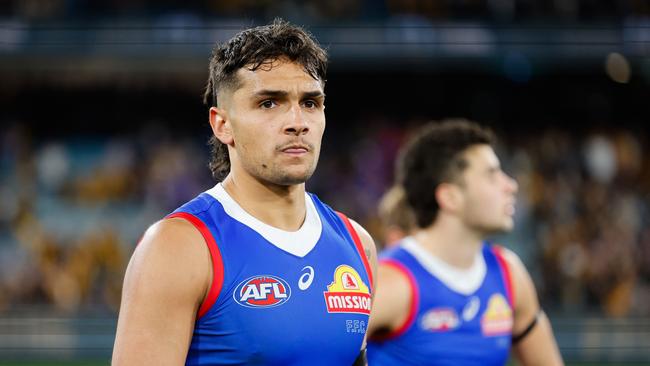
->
xmin=367 ymin=262 xmax=412 ymax=337
xmin=112 ymin=218 xmax=211 ymax=365
xmin=348 ymin=219 xmax=378 ymax=286
xmin=501 ymin=248 xmax=564 ymax=366
xmin=346 ymin=219 xmax=412 ymax=338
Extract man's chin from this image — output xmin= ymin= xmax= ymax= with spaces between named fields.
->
xmin=275 ymin=176 xmax=309 ymax=186
xmin=482 ymin=222 xmax=514 ymax=236
xmin=496 ymin=221 xmax=515 ymax=234
xmin=269 ymin=170 xmax=314 ymax=186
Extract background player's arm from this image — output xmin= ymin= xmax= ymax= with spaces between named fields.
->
xmin=367 ymin=263 xmax=412 ymax=337
xmin=112 ymin=218 xmax=211 ymax=365
xmin=502 ymin=248 xmax=564 ymax=366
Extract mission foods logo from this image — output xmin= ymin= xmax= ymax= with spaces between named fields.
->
xmin=234 ymin=275 xmax=291 ymax=308
xmin=323 ymin=265 xmax=371 ymax=315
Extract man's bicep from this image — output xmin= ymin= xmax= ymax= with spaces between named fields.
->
xmin=112 ymin=220 xmax=209 ymax=365
xmin=505 ymin=250 xmax=543 ymax=337
xmin=512 ymin=312 xmax=564 ymax=365
xmin=346 ymin=219 xmax=379 ymax=352
xmin=503 ymin=248 xmax=564 ymax=365
xmin=367 ymin=264 xmax=412 ymax=337
xmin=348 ymin=219 xmax=378 ymax=288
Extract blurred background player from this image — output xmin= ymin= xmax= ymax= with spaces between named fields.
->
xmin=112 ymin=19 xmax=376 ymax=365
xmin=367 ymin=119 xmax=563 ymax=365
xmin=377 ymin=185 xmax=416 ymax=248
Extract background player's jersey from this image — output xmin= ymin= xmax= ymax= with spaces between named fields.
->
xmin=368 ymin=237 xmax=514 ymax=366
xmin=168 ymin=184 xmax=373 ymax=366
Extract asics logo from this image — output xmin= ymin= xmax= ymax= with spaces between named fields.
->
xmin=463 ymin=296 xmax=481 ymax=321
xmin=298 ymin=266 xmax=315 ymax=290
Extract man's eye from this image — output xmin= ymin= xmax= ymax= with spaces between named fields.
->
xmin=261 ymin=100 xmax=276 ymax=109
xmin=304 ymin=100 xmax=316 ymax=108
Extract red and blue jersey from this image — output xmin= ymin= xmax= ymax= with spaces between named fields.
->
xmin=167 ymin=184 xmax=373 ymax=366
xmin=368 ymin=237 xmax=514 ymax=366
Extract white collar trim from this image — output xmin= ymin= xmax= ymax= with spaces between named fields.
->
xmin=205 ymin=183 xmax=322 ymax=258
xmin=401 ymin=236 xmax=486 ymax=295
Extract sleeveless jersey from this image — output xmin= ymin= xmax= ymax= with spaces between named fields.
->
xmin=368 ymin=237 xmax=514 ymax=366
xmin=167 ymin=184 xmax=373 ymax=366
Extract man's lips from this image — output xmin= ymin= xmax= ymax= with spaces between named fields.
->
xmin=283 ymin=148 xmax=308 ymax=153
xmin=280 ymin=144 xmax=310 ymax=155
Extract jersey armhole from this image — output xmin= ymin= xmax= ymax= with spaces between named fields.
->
xmin=166 ymin=212 xmax=224 ymax=319
xmin=374 ymin=259 xmax=419 ymax=340
xmin=335 ymin=212 xmax=374 ymax=291
xmin=492 ymin=245 xmax=515 ymax=309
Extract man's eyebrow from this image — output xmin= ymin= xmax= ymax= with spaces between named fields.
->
xmin=302 ymin=91 xmax=325 ymax=99
xmin=253 ymin=90 xmax=289 ymax=98
xmin=252 ymin=90 xmax=325 ymax=99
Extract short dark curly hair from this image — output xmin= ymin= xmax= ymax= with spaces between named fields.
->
xmin=203 ymin=18 xmax=328 ymax=181
xmin=397 ymin=119 xmax=496 ymax=228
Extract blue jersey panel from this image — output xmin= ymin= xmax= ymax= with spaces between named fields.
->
xmin=368 ymin=242 xmax=513 ymax=366
xmin=171 ymin=191 xmax=372 ymax=366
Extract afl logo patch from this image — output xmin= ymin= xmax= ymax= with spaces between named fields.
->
xmin=234 ymin=275 xmax=291 ymax=308
xmin=420 ymin=307 xmax=460 ymax=332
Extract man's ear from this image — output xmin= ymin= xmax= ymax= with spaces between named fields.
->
xmin=209 ymin=107 xmax=234 ymax=145
xmin=435 ymin=182 xmax=463 ymax=214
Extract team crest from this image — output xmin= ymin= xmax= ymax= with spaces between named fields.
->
xmin=234 ymin=275 xmax=291 ymax=308
xmin=480 ymin=293 xmax=513 ymax=336
xmin=323 ymin=265 xmax=371 ymax=315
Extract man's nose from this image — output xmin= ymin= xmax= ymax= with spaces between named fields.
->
xmin=284 ymin=104 xmax=309 ymax=136
xmin=506 ymin=174 xmax=519 ymax=194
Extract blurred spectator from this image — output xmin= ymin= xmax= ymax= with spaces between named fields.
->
xmin=1 ymin=0 xmax=648 ymax=22
xmin=377 ymin=185 xmax=415 ymax=248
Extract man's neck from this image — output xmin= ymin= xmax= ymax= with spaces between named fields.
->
xmin=413 ymin=217 xmax=484 ymax=269
xmin=221 ymin=172 xmax=307 ymax=232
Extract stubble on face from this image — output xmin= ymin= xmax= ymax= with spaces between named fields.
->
xmin=247 ymin=139 xmax=321 ymax=186
xmin=458 ymin=145 xmax=517 ymax=236
xmin=228 ymin=60 xmax=325 ymax=187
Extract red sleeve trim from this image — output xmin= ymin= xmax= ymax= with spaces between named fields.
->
xmin=336 ymin=212 xmax=374 ymax=291
xmin=166 ymin=212 xmax=224 ymax=319
xmin=492 ymin=245 xmax=515 ymax=308
xmin=377 ymin=259 xmax=419 ymax=340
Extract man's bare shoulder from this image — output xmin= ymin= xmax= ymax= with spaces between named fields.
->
xmin=138 ymin=217 xmax=207 ymax=253
xmin=495 ymin=246 xmax=535 ymax=300
xmin=346 ymin=218 xmax=378 ymax=282
xmin=346 ymin=219 xmax=377 ymax=254
xmin=367 ymin=260 xmax=413 ymax=335
xmin=494 ymin=245 xmax=542 ymax=330
xmin=495 ymin=245 xmax=526 ymax=273
xmin=377 ymin=261 xmax=412 ymax=298
xmin=113 ymin=217 xmax=212 ymax=365
xmin=127 ymin=217 xmax=211 ymax=302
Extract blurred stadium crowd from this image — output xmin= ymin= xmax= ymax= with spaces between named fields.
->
xmin=1 ymin=117 xmax=648 ymax=318
xmin=1 ymin=0 xmax=649 ymax=21
xmin=1 ymin=2 xmax=649 ymax=364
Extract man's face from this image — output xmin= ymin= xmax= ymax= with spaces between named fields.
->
xmin=456 ymin=144 xmax=519 ymax=235
xmin=222 ymin=59 xmax=326 ymax=186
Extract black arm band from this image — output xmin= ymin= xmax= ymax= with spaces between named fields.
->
xmin=512 ymin=310 xmax=542 ymax=344
xmin=352 ymin=348 xmax=367 ymax=366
